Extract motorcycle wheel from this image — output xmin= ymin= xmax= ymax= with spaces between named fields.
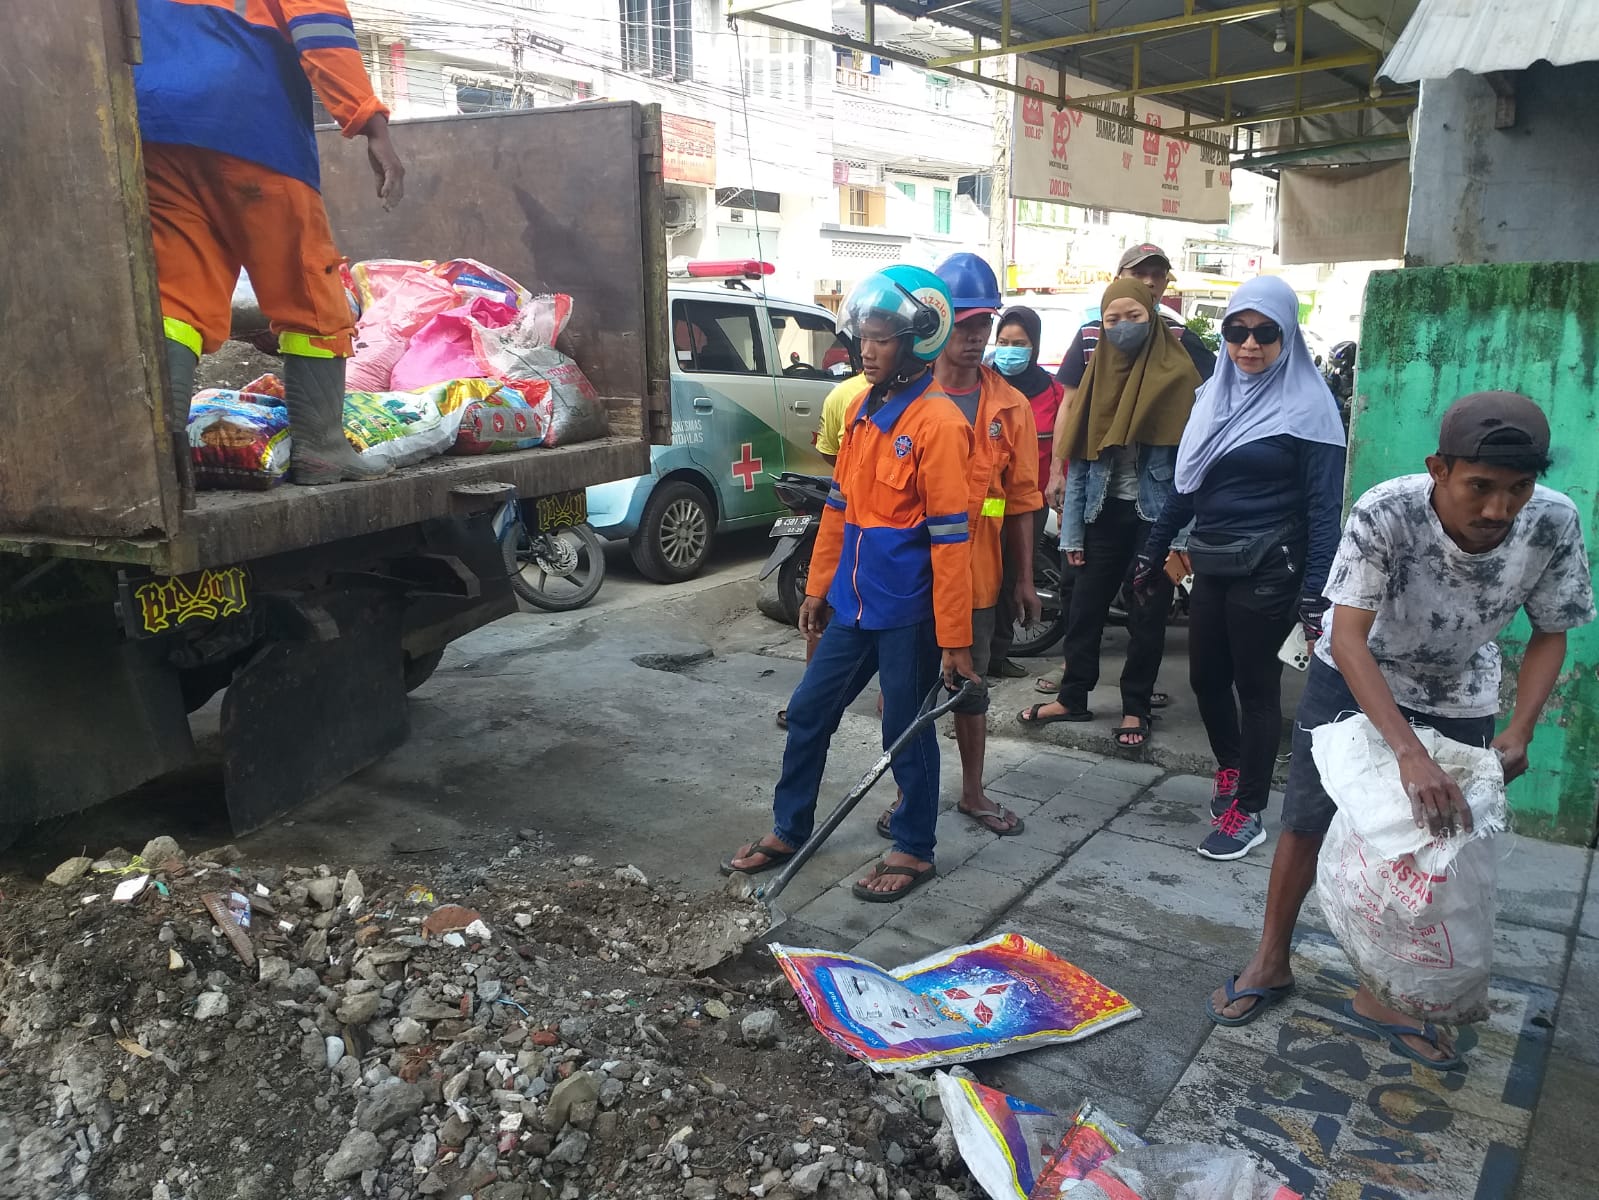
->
xmin=1010 ymin=541 xmax=1068 ymax=657
xmin=510 ymin=523 xmax=607 ymax=612
xmin=772 ymin=543 xmax=811 ymax=628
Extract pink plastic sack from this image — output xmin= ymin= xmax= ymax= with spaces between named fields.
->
xmin=347 ymin=268 xmax=459 ymax=391
xmin=389 ymin=297 xmax=519 ymax=391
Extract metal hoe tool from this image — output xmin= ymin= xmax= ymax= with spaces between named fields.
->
xmin=754 ymin=678 xmax=980 ymax=937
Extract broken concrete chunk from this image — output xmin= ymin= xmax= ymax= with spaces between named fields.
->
xmin=45 ymin=857 xmax=93 ymax=887
xmin=324 ymin=1129 xmax=383 ymax=1181
xmin=138 ymin=835 xmax=186 ymax=867
xmin=305 ymin=877 xmax=339 ymax=910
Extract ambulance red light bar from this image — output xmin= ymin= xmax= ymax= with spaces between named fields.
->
xmin=684 ymin=259 xmax=775 ymax=280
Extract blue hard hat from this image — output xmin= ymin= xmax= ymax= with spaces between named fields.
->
xmin=933 ymin=252 xmax=1002 ymax=316
xmin=840 ymin=265 xmax=954 ymax=363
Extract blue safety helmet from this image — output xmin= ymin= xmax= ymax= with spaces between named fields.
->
xmin=933 ymin=252 xmax=1002 ymax=317
xmin=839 ymin=265 xmax=955 ymax=364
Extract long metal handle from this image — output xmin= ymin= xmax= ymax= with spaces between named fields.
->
xmin=756 ymin=678 xmax=979 ymax=905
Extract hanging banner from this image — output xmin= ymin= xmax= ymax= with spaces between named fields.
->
xmin=1010 ymin=57 xmax=1232 ymax=223
xmin=661 ymin=113 xmax=717 ymax=186
xmin=1278 ymin=161 xmax=1409 ymax=264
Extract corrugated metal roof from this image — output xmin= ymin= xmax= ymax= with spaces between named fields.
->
xmin=1382 ymin=0 xmax=1599 ymax=82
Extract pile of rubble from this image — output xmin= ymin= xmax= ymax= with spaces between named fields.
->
xmin=0 ymin=835 xmax=977 ymax=1200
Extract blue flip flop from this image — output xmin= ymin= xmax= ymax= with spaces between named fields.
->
xmin=1205 ymin=975 xmax=1295 ymax=1027
xmin=1341 ymin=1000 xmax=1464 ymax=1071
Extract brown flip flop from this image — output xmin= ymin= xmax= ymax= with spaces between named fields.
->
xmin=960 ymin=803 xmax=1026 ymax=836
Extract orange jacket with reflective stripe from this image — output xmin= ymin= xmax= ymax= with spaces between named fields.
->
xmin=807 ymin=374 xmax=976 ymax=649
xmin=958 ymin=367 xmax=1045 ymax=608
xmin=134 ymin=0 xmax=387 ymax=189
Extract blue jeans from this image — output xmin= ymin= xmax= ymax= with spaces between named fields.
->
xmin=774 ymin=619 xmax=942 ymax=863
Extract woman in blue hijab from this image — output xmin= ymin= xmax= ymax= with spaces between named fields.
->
xmin=1139 ymin=276 xmax=1346 ymax=861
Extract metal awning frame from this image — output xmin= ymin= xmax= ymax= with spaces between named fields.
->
xmin=731 ymin=0 xmax=1416 ymax=161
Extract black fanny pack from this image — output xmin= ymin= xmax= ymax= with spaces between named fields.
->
xmin=1186 ymin=521 xmax=1304 ymax=578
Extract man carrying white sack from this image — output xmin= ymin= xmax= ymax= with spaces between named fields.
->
xmin=1205 ymin=391 xmax=1594 ymax=1070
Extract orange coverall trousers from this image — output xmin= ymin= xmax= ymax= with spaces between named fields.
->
xmin=143 ymin=142 xmax=355 ymax=358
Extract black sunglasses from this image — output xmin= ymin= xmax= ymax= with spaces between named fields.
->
xmin=1221 ymin=322 xmax=1283 ymax=346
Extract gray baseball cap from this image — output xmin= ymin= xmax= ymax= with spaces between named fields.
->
xmin=1438 ymin=391 xmax=1550 ymax=460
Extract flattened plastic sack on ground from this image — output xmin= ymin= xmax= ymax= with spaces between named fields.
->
xmin=472 ymin=295 xmax=609 ymax=447
xmin=341 ymin=384 xmax=462 ymax=470
xmin=188 ymin=389 xmax=291 ymax=490
xmin=1312 ymin=714 xmax=1507 ymax=1025
xmin=1071 ymin=1145 xmax=1301 ymax=1200
xmin=772 ymin=933 xmax=1139 ymax=1072
xmin=933 ymin=1073 xmax=1144 ymax=1199
xmin=1030 ymin=1102 xmax=1145 ymax=1197
xmin=446 ymin=378 xmax=549 ymax=454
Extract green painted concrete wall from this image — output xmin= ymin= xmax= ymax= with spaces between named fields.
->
xmin=1353 ymin=263 xmax=1599 ymax=845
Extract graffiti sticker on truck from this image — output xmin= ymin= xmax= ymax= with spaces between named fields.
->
xmin=133 ymin=567 xmax=249 ymax=634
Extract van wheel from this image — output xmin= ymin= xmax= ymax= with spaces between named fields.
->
xmin=630 ymin=480 xmax=714 ymax=582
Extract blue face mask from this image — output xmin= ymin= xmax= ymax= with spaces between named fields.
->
xmin=992 ymin=346 xmax=1032 ymax=376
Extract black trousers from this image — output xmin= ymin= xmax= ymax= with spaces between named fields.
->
xmin=991 ymin=506 xmax=1050 ymax=662
xmin=1057 ymin=499 xmax=1171 ymax=719
xmin=1186 ymin=543 xmax=1304 ymax=814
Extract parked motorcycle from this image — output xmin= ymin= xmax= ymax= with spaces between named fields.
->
xmin=499 ymin=494 xmax=608 ymax=613
xmin=757 ymin=471 xmax=830 ymax=627
xmin=1323 ymin=339 xmax=1357 ymax=427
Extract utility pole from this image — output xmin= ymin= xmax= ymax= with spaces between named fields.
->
xmin=987 ymin=52 xmax=1012 ymax=289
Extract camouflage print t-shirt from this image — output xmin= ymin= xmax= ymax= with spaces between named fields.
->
xmin=1315 ymin=474 xmax=1595 ymax=718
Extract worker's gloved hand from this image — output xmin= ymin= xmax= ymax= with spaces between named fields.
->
xmin=1299 ymin=595 xmax=1330 ymax=643
xmin=1131 ymin=554 xmax=1162 ymax=599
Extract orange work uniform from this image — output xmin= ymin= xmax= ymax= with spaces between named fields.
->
xmin=808 ymin=374 xmax=975 ymax=650
xmin=962 ymin=368 xmax=1044 ymax=608
xmin=134 ymin=0 xmax=389 ymax=357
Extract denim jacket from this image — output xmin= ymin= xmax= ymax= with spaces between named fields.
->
xmin=1059 ymin=443 xmax=1178 ymax=553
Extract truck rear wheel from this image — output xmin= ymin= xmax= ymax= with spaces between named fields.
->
xmin=629 ymin=479 xmax=714 ymax=583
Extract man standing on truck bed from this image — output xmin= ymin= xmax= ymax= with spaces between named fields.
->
xmin=134 ymin=0 xmax=405 ymax=485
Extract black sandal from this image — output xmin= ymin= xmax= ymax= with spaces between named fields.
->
xmin=1018 ymin=702 xmax=1092 ymax=727
xmin=851 ymin=861 xmax=937 ymax=903
xmin=718 ymin=838 xmax=796 ymax=876
xmin=875 ymin=807 xmax=896 ymax=840
xmin=1115 ymin=715 xmax=1153 ymax=749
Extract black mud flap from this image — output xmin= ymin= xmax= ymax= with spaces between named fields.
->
xmin=759 ymin=536 xmax=801 ymax=581
xmin=219 ymin=589 xmax=408 ymax=834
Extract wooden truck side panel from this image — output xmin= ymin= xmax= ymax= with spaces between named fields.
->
xmin=316 ymin=103 xmax=672 ymax=444
xmin=0 ymin=0 xmax=182 ymax=541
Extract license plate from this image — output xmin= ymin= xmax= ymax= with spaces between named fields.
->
xmin=770 ymin=515 xmax=814 ymax=538
xmin=532 ymin=489 xmax=588 ymax=532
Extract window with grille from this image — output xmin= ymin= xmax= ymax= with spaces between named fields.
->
xmin=619 ymin=0 xmax=693 ymax=80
